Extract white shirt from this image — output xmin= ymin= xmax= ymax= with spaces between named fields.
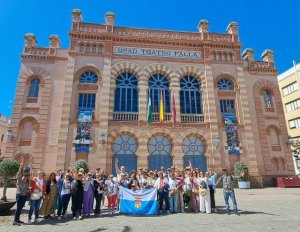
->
xmin=105 ymin=178 xmax=118 ymax=196
xmin=184 ymin=177 xmax=193 ymax=191
xmin=61 ymin=179 xmax=72 ymax=195
xmin=34 ymin=178 xmax=44 ymax=193
xmin=154 ymin=177 xmax=169 ymax=190
xmin=168 ymin=178 xmax=178 ymax=189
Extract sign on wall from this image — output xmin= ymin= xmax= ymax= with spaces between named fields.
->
xmin=224 ymin=113 xmax=240 ymax=155
xmin=113 ymin=46 xmax=202 ymax=60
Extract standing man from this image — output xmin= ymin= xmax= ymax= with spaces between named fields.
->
xmin=154 ymin=171 xmax=170 ymax=214
xmin=115 ymin=158 xmax=129 ymax=180
xmin=13 ymin=163 xmax=29 ymax=225
xmin=215 ymin=169 xmax=244 ymax=215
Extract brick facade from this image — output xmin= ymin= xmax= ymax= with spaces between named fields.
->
xmin=4 ymin=10 xmax=295 ymax=186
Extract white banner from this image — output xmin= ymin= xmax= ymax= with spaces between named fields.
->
xmin=113 ymin=46 xmax=202 ymax=60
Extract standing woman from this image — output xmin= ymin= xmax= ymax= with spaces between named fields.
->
xmin=183 ymin=168 xmax=193 ymax=211
xmin=208 ymin=170 xmax=218 ymax=213
xmin=71 ymin=172 xmax=84 ymax=220
xmin=57 ymin=173 xmax=73 ymax=220
xmin=40 ymin=172 xmax=57 ymax=219
xmin=191 ymin=170 xmax=200 ymax=212
xmin=198 ymin=172 xmax=211 ymax=214
xmin=13 ymin=163 xmax=29 ymax=225
xmin=93 ymin=173 xmax=102 ymax=217
xmin=28 ymin=171 xmax=46 ymax=223
xmin=105 ymin=174 xmax=118 ymax=215
xmin=83 ymin=172 xmax=95 ymax=217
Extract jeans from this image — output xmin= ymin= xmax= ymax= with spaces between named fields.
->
xmin=158 ymin=191 xmax=170 ymax=211
xmin=169 ymin=192 xmax=178 ymax=213
xmin=57 ymin=194 xmax=71 ymax=216
xmin=223 ymin=191 xmax=238 ymax=213
xmin=14 ymin=194 xmax=27 ymax=222
xmin=28 ymin=198 xmax=42 ymax=220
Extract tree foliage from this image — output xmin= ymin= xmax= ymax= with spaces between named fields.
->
xmin=74 ymin=159 xmax=89 ymax=174
xmin=0 ymin=160 xmax=19 ymax=179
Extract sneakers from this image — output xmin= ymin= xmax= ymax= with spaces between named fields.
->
xmin=27 ymin=219 xmax=32 ymax=224
xmin=57 ymin=216 xmax=62 ymax=221
xmin=13 ymin=221 xmax=20 ymax=226
xmin=226 ymin=211 xmax=230 ymax=215
xmin=73 ymin=217 xmax=77 ymax=220
xmin=77 ymin=216 xmax=83 ymax=220
xmin=234 ymin=211 xmax=240 ymax=216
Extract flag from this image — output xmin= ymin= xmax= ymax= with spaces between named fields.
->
xmin=147 ymin=94 xmax=152 ymax=123
xmin=159 ymin=90 xmax=164 ymax=124
xmin=172 ymin=93 xmax=176 ymax=123
xmin=119 ymin=187 xmax=158 ymax=215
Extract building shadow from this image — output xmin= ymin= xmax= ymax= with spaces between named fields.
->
xmin=122 ymin=226 xmax=132 ymax=232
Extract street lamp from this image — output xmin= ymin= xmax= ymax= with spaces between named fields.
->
xmin=99 ymin=132 xmax=106 ymax=142
xmin=7 ymin=119 xmax=13 ymax=141
xmin=214 ymin=135 xmax=220 ymax=149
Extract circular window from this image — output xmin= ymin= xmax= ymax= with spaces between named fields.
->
xmin=113 ymin=134 xmax=137 ymax=155
xmin=183 ymin=136 xmax=205 ymax=156
xmin=148 ymin=135 xmax=172 ymax=155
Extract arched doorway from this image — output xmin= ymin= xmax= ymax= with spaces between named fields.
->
xmin=112 ymin=134 xmax=137 ymax=175
xmin=183 ymin=135 xmax=207 ymax=172
xmin=148 ymin=135 xmax=173 ymax=170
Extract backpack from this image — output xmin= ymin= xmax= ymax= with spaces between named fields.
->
xmin=183 ymin=193 xmax=191 ymax=204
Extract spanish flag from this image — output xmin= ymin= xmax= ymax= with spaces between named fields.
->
xmin=159 ymin=90 xmax=164 ymax=124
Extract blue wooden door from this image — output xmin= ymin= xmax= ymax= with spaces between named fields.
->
xmin=182 ymin=135 xmax=207 ymax=172
xmin=147 ymin=135 xmax=173 ymax=171
xmin=112 ymin=154 xmax=137 ymax=175
xmin=183 ymin=155 xmax=207 ymax=172
xmin=111 ymin=134 xmax=138 ymax=175
xmin=148 ymin=154 xmax=173 ymax=171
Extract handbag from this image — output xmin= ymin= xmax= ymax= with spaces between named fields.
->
xmin=192 ymin=188 xmax=199 ymax=194
xmin=31 ymin=192 xmax=41 ymax=200
xmin=199 ymin=188 xmax=207 ymax=196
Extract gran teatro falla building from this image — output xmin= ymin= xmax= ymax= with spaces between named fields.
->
xmin=5 ymin=10 xmax=295 ymax=186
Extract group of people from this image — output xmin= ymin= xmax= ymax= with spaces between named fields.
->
xmin=13 ymin=159 xmax=243 ymax=225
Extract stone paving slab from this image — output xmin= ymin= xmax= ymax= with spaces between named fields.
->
xmin=0 ymin=187 xmax=300 ymax=232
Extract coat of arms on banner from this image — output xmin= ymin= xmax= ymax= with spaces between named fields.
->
xmin=134 ymin=195 xmax=142 ymax=208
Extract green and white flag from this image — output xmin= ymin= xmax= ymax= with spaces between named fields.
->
xmin=147 ymin=94 xmax=153 ymax=123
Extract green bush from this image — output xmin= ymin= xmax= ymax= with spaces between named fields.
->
xmin=0 ymin=160 xmax=19 ymax=179
xmin=0 ymin=159 xmax=20 ymax=202
xmin=74 ymin=159 xmax=89 ymax=174
xmin=234 ymin=161 xmax=250 ymax=181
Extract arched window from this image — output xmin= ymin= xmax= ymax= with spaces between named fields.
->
xmin=28 ymin=78 xmax=40 ymax=98
xmin=79 ymin=71 xmax=98 ymax=83
xmin=20 ymin=121 xmax=33 ymax=141
xmin=217 ymin=79 xmax=234 ymax=90
xmin=148 ymin=74 xmax=170 ymax=113
xmin=114 ymin=72 xmax=138 ymax=112
xmin=263 ymin=90 xmax=273 ymax=108
xmin=180 ymin=76 xmax=202 ymax=114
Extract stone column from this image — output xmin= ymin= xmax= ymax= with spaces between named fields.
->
xmin=98 ymin=57 xmax=112 ymax=171
xmin=236 ymin=65 xmax=262 ymax=185
xmin=204 ymin=64 xmax=222 ymax=171
xmin=56 ymin=56 xmax=76 ymax=170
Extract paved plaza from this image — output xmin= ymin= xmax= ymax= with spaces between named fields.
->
xmin=0 ymin=187 xmax=300 ymax=232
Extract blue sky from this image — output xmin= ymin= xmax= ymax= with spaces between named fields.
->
xmin=1 ymin=0 xmax=300 ymax=117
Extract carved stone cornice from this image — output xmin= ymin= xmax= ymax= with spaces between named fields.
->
xmin=217 ymin=90 xmax=236 ymax=97
xmin=264 ymin=116 xmax=278 ymax=120
xmin=77 ymin=83 xmax=99 ymax=91
xmin=244 ymin=61 xmax=277 ymax=74
xmin=22 ymin=107 xmax=39 ymax=113
xmin=19 ymin=140 xmax=32 ymax=146
xmin=272 ymin=145 xmax=281 ymax=151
